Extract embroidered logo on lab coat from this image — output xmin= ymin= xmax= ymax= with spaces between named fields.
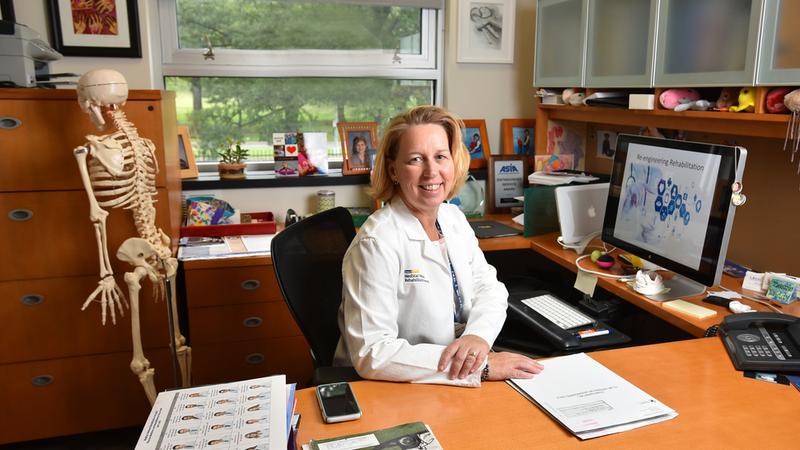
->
xmin=404 ymin=268 xmax=429 ymax=283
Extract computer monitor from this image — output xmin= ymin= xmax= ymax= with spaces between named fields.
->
xmin=602 ymin=134 xmax=747 ymax=300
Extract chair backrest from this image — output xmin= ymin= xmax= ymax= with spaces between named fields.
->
xmin=270 ymin=207 xmax=356 ymax=367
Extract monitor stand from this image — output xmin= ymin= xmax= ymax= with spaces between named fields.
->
xmin=644 ymin=273 xmax=707 ymax=302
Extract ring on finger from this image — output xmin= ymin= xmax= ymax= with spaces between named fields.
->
xmin=467 ymin=351 xmax=478 ymax=358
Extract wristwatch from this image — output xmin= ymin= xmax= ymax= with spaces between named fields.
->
xmin=480 ymin=361 xmax=490 ymax=381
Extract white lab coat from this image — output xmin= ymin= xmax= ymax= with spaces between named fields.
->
xmin=333 ymin=200 xmax=508 ymax=387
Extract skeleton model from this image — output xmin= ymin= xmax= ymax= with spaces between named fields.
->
xmin=73 ymin=69 xmax=191 ymax=404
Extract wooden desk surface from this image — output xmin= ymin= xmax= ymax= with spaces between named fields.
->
xmin=295 ymin=338 xmax=799 ymax=449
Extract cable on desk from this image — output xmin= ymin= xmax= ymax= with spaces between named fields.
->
xmin=719 ymin=285 xmax=783 ymax=314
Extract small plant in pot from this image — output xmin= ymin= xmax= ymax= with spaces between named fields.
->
xmin=218 ymin=139 xmax=248 ymax=180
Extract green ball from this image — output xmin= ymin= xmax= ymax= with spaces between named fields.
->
xmin=591 ymin=250 xmax=602 ymax=262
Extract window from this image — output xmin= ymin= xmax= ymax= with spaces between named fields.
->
xmin=158 ymin=0 xmax=444 ymax=169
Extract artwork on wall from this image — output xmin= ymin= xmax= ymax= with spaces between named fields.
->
xmin=0 ymin=0 xmax=16 ymax=22
xmin=338 ymin=122 xmax=378 ymax=175
xmin=462 ymin=119 xmax=491 ymax=169
xmin=47 ymin=0 xmax=142 ymax=57
xmin=596 ymin=130 xmax=618 ymax=159
xmin=457 ymin=0 xmax=516 ymax=64
xmin=546 ymin=120 xmax=586 ymax=170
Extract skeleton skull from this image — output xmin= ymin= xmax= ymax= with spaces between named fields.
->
xmin=77 ymin=69 xmax=129 ymax=129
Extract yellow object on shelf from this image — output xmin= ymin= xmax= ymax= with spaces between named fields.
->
xmin=663 ymin=300 xmax=717 ymax=319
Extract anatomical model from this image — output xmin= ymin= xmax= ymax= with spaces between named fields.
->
xmin=73 ymin=69 xmax=191 ymax=404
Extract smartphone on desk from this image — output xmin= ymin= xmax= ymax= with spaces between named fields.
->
xmin=315 ymin=382 xmax=362 ymax=423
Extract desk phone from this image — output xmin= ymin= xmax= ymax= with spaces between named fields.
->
xmin=720 ymin=312 xmax=800 ymax=373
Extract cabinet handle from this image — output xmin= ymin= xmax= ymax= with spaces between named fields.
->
xmin=240 ymin=279 xmax=261 ymax=290
xmin=20 ymin=294 xmax=44 ymax=306
xmin=242 ymin=316 xmax=263 ymax=328
xmin=31 ymin=375 xmax=54 ymax=387
xmin=8 ymin=209 xmax=33 ymax=221
xmin=245 ymin=353 xmax=265 ymax=365
xmin=0 ymin=117 xmax=21 ymax=130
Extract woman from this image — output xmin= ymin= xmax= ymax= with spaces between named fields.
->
xmin=350 ymin=135 xmax=369 ymax=166
xmin=333 ymin=106 xmax=543 ymax=386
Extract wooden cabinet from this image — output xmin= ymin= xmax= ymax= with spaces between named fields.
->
xmin=0 ymin=89 xmax=181 ymax=444
xmin=182 ymin=256 xmax=314 ymax=388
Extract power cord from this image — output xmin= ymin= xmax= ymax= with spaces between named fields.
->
xmin=719 ymin=285 xmax=783 ymax=314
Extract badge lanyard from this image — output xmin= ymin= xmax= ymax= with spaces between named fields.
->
xmin=435 ymin=220 xmax=464 ymax=322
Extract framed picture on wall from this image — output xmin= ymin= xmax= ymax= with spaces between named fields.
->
xmin=500 ymin=118 xmax=535 ymax=157
xmin=487 ymin=155 xmax=527 ymax=213
xmin=0 ymin=0 xmax=16 ymax=22
xmin=456 ymin=0 xmax=516 ymax=64
xmin=462 ymin=119 xmax=491 ymax=170
xmin=47 ymin=0 xmax=142 ymax=57
xmin=338 ymin=122 xmax=378 ymax=175
xmin=177 ymin=126 xmax=199 ymax=179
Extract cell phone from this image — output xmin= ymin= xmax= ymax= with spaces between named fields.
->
xmin=315 ymin=382 xmax=362 ymax=423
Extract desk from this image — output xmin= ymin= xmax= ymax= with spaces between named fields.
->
xmin=295 ymin=338 xmax=799 ymax=449
xmin=475 ymin=214 xmax=800 ymax=337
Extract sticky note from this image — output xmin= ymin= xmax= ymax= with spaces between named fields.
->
xmin=663 ymin=300 xmax=717 ymax=319
xmin=574 ymin=270 xmax=597 ymax=297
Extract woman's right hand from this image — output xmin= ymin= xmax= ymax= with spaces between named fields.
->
xmin=486 ymin=352 xmax=544 ymax=381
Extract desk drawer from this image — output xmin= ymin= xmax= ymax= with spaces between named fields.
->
xmin=188 ymin=301 xmax=301 ymax=344
xmin=0 ymin=275 xmax=170 ymax=363
xmin=0 ymin=349 xmax=171 ymax=444
xmin=184 ymin=265 xmax=282 ymax=307
xmin=191 ymin=336 xmax=312 ymax=387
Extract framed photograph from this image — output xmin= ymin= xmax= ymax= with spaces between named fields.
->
xmin=487 ymin=155 xmax=527 ymax=213
xmin=463 ymin=119 xmax=491 ymax=169
xmin=177 ymin=126 xmax=199 ymax=179
xmin=47 ymin=0 xmax=141 ymax=57
xmin=596 ymin=130 xmax=618 ymax=159
xmin=457 ymin=0 xmax=516 ymax=64
xmin=338 ymin=122 xmax=378 ymax=175
xmin=0 ymin=0 xmax=15 ymax=22
xmin=500 ymin=118 xmax=535 ymax=157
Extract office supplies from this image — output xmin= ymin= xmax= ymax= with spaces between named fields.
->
xmin=308 ymin=422 xmax=442 ymax=450
xmin=555 ymin=182 xmax=609 ymax=248
xmin=703 ymin=295 xmax=732 ymax=308
xmin=629 ymin=93 xmax=655 ymax=110
xmin=508 ymin=353 xmax=677 ymax=439
xmin=602 ymin=134 xmax=747 ymax=301
xmin=469 ymin=220 xmax=522 ymax=239
xmin=0 ymin=22 xmax=67 ymax=87
xmin=719 ymin=312 xmax=800 ymax=373
xmin=315 ymin=382 xmax=361 ymax=423
xmin=663 ymin=300 xmax=717 ymax=319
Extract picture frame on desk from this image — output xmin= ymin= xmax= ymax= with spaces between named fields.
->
xmin=178 ymin=126 xmax=199 ymax=179
xmin=501 ymin=118 xmax=535 ymax=157
xmin=338 ymin=122 xmax=378 ymax=176
xmin=487 ymin=154 xmax=527 ymax=214
xmin=463 ymin=119 xmax=491 ymax=169
xmin=46 ymin=0 xmax=142 ymax=57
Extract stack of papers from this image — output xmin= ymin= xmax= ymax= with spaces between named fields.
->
xmin=136 ymin=375 xmax=293 ymax=449
xmin=528 ymin=171 xmax=599 ymax=185
xmin=177 ymin=234 xmax=275 ymax=261
xmin=509 ymin=353 xmax=677 ymax=439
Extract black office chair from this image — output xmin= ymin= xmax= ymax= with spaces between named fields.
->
xmin=271 ymin=206 xmax=362 ymax=385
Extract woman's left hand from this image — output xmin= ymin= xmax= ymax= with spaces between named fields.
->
xmin=438 ymin=334 xmax=490 ymax=380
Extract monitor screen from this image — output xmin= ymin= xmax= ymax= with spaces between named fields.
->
xmin=602 ymin=134 xmax=747 ymax=297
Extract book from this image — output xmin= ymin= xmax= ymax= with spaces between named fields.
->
xmin=135 ymin=375 xmax=287 ymax=450
xmin=308 ymin=422 xmax=442 ymax=450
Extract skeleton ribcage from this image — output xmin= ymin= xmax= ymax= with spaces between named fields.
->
xmin=89 ymin=131 xmax=158 ymax=210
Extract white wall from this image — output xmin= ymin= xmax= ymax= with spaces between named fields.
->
xmin=13 ymin=0 xmax=537 ymax=220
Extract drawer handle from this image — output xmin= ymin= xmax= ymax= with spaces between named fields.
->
xmin=8 ymin=209 xmax=33 ymax=221
xmin=240 ymin=279 xmax=261 ymax=290
xmin=20 ymin=294 xmax=44 ymax=306
xmin=245 ymin=353 xmax=265 ymax=365
xmin=31 ymin=375 xmax=54 ymax=387
xmin=243 ymin=316 xmax=263 ymax=328
xmin=0 ymin=117 xmax=21 ymax=129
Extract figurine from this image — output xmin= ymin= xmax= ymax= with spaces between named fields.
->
xmin=73 ymin=69 xmax=191 ymax=404
xmin=765 ymin=87 xmax=793 ymax=113
xmin=715 ymin=87 xmax=739 ymax=111
xmin=728 ymin=87 xmax=755 ymax=113
xmin=659 ymin=88 xmax=701 ymax=110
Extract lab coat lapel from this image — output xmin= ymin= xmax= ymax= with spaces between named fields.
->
xmin=391 ymin=200 xmax=448 ymax=271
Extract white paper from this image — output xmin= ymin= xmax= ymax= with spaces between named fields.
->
xmin=136 ymin=375 xmax=286 ymax=450
xmin=241 ymin=234 xmax=275 ymax=253
xmin=509 ymin=353 xmax=676 ymax=440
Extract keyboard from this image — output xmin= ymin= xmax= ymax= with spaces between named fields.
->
xmin=521 ymin=293 xmax=594 ymax=330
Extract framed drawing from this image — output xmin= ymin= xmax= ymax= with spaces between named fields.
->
xmin=338 ymin=122 xmax=378 ymax=175
xmin=47 ymin=0 xmax=142 ymax=57
xmin=462 ymin=119 xmax=491 ymax=169
xmin=177 ymin=126 xmax=199 ymax=179
xmin=0 ymin=0 xmax=15 ymax=22
xmin=487 ymin=155 xmax=527 ymax=214
xmin=500 ymin=118 xmax=535 ymax=156
xmin=457 ymin=0 xmax=516 ymax=64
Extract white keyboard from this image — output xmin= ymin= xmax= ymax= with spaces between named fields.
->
xmin=521 ymin=294 xmax=594 ymax=330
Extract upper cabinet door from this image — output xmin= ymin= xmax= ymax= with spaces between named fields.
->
xmin=534 ymin=0 xmax=588 ymax=87
xmin=757 ymin=0 xmax=800 ymax=85
xmin=585 ymin=0 xmax=658 ymax=87
xmin=655 ymin=0 xmax=763 ymax=87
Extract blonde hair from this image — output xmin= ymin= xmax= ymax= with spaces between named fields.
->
xmin=370 ymin=105 xmax=469 ymax=202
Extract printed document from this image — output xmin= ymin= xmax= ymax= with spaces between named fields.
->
xmin=136 ymin=375 xmax=286 ymax=449
xmin=509 ymin=353 xmax=677 ymax=439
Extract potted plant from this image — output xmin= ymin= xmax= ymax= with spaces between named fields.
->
xmin=218 ymin=139 xmax=248 ymax=180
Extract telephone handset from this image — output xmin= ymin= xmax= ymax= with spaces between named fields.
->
xmin=719 ymin=312 xmax=800 ymax=373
